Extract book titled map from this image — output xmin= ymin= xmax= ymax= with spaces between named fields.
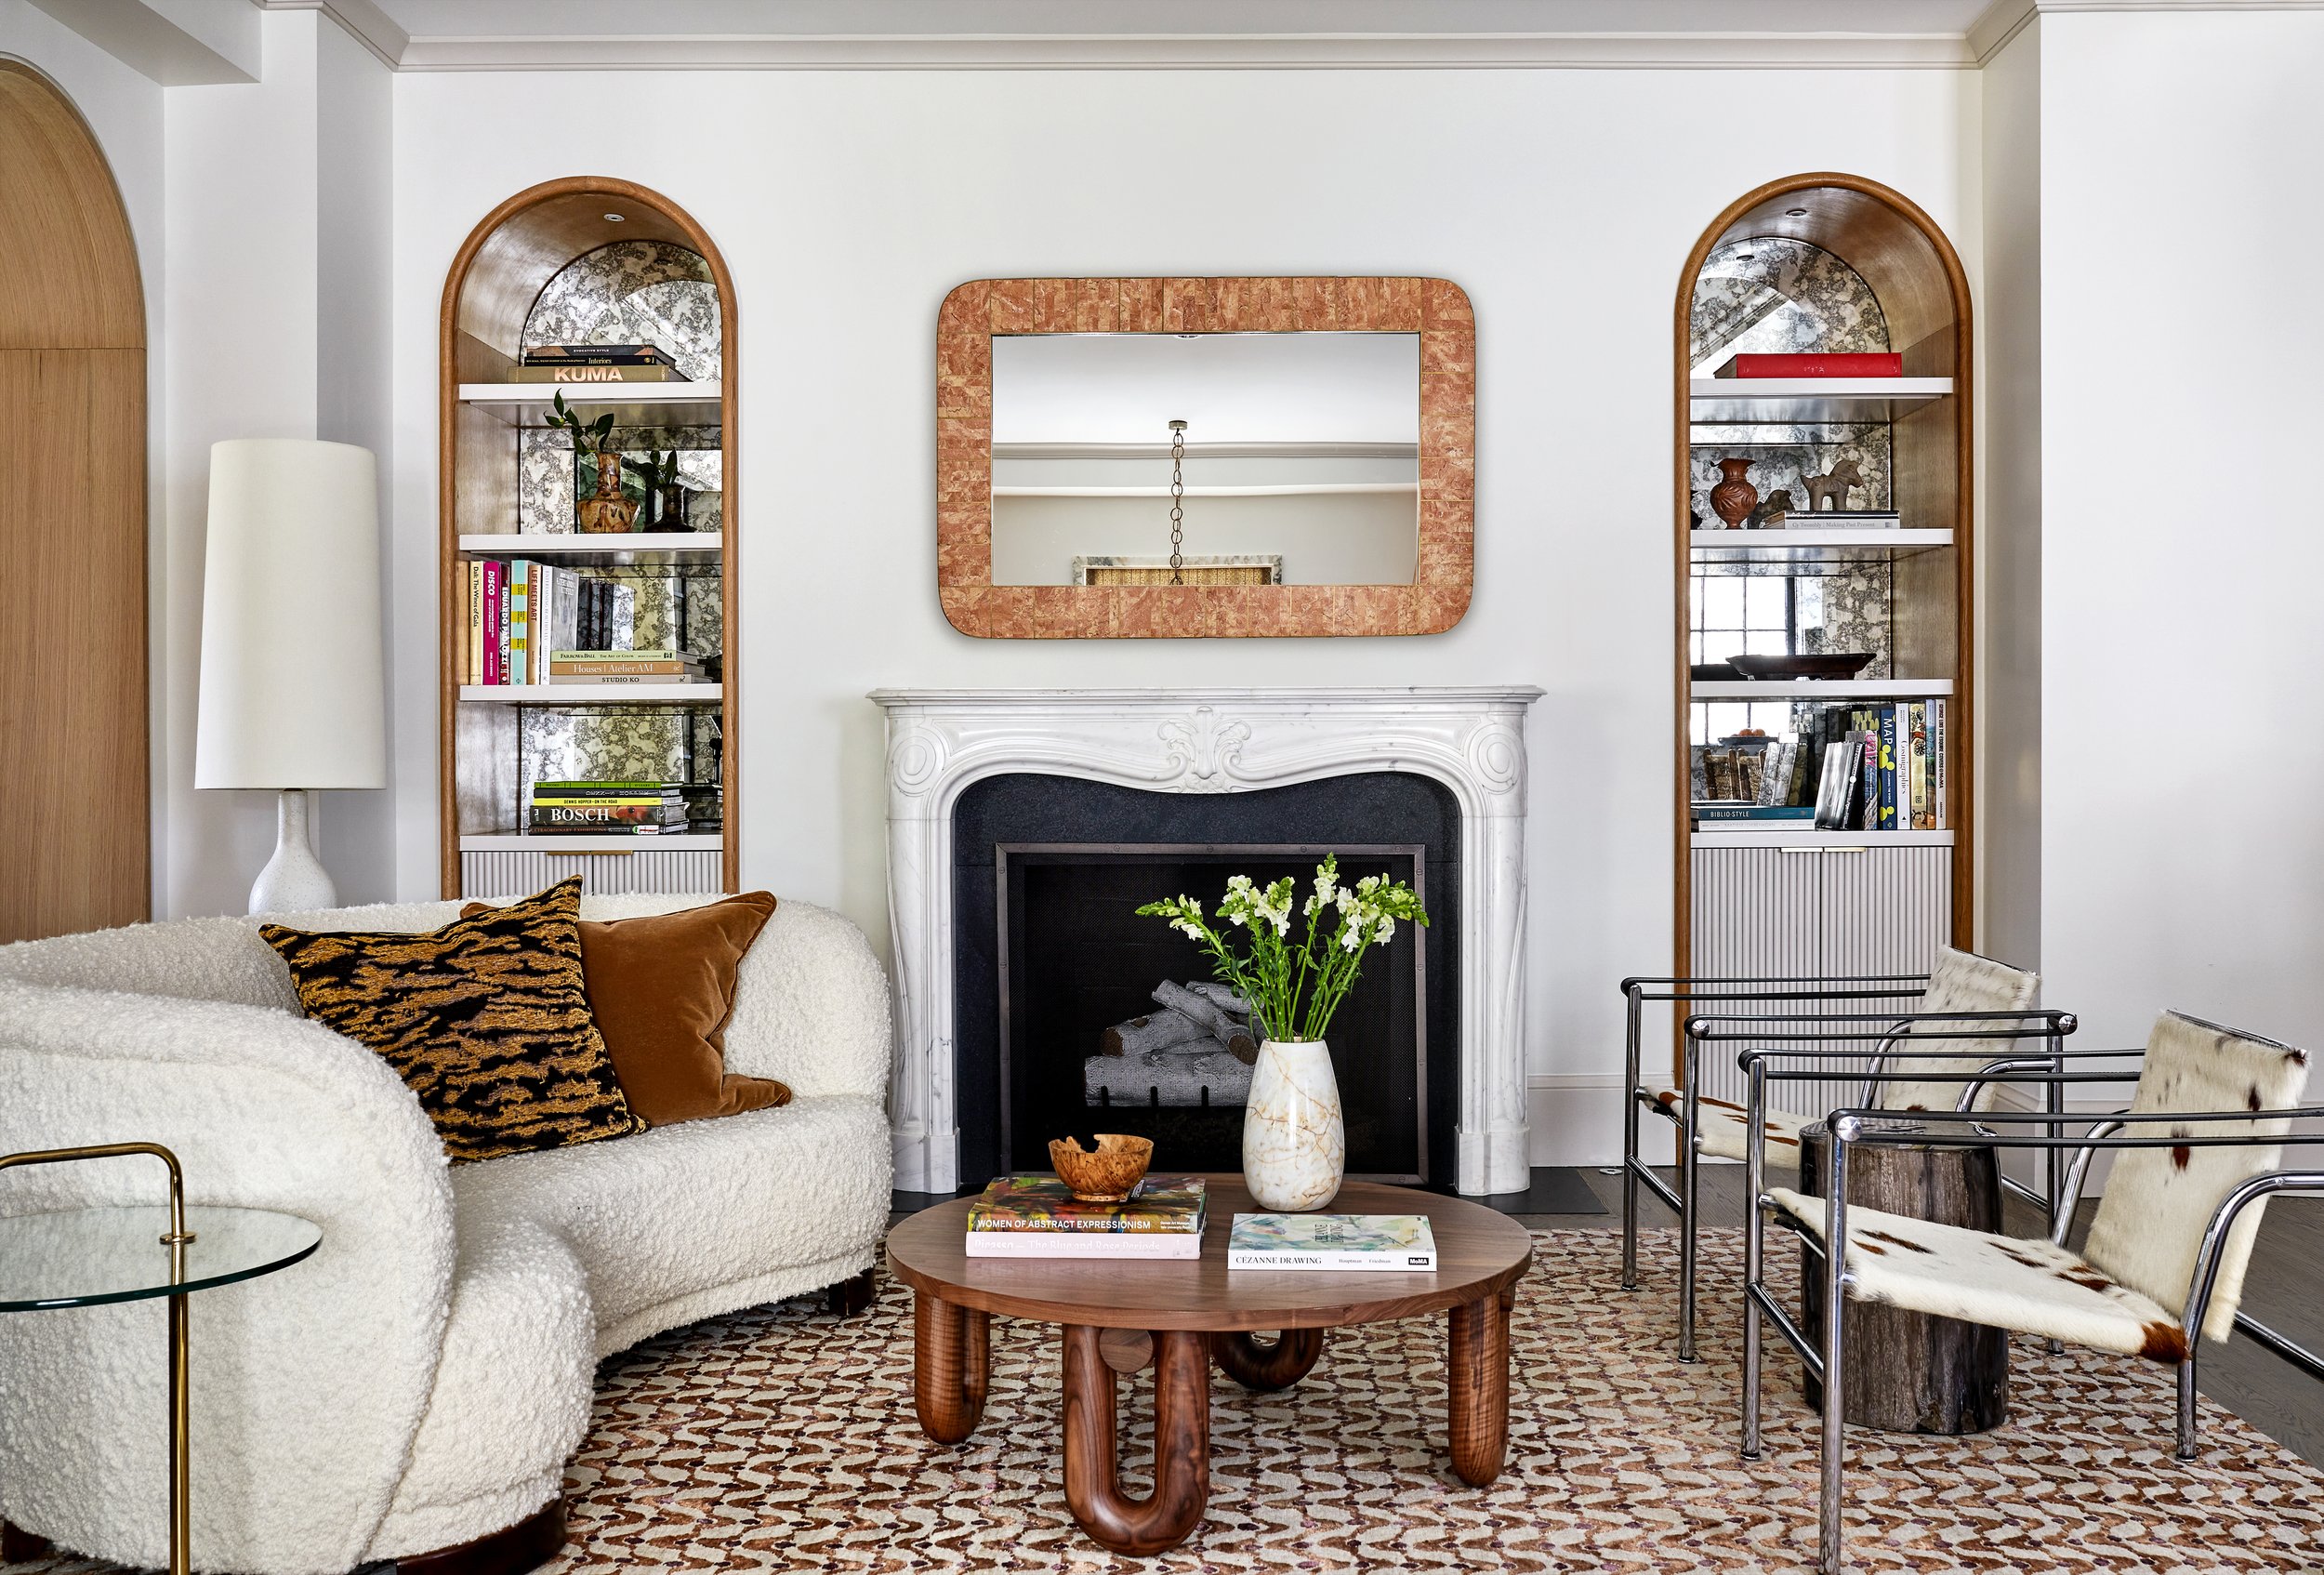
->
xmin=1226 ymin=1213 xmax=1438 ymax=1272
xmin=966 ymin=1174 xmax=1206 ymax=1234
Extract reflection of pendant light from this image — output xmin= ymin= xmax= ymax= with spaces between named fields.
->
xmin=1168 ymin=418 xmax=1188 ymax=585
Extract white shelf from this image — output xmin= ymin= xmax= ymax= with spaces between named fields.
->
xmin=1692 ymin=680 xmax=1953 ymax=700
xmin=458 ymin=532 xmax=722 ymax=566
xmin=460 ymin=832 xmax=722 ymax=853
xmin=458 ymin=683 xmax=722 ymax=705
xmin=1693 ymin=827 xmax=1956 ymax=849
xmin=1689 ymin=377 xmax=1952 ymax=424
xmin=458 ymin=382 xmax=722 ymax=427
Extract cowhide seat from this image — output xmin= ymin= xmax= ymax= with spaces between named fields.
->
xmin=1619 ymin=945 xmax=2059 ymax=1359
xmin=1751 ymin=1009 xmax=2323 ymax=1574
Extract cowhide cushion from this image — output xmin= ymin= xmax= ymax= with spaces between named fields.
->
xmin=2082 ymin=1010 xmax=2310 ymax=1341
xmin=1874 ymin=946 xmax=2041 ymax=1114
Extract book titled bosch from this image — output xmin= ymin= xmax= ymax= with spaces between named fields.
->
xmin=964 ymin=1173 xmax=1205 ymax=1259
xmin=1226 ymin=1213 xmax=1438 ymax=1272
xmin=1712 ymin=352 xmax=1904 ymax=378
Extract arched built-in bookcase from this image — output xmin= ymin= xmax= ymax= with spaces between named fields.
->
xmin=1671 ymin=173 xmax=1974 ymax=1081
xmin=438 ymin=178 xmax=739 ymax=897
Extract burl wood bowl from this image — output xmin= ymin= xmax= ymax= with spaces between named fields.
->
xmin=1050 ymin=1134 xmax=1154 ymax=1202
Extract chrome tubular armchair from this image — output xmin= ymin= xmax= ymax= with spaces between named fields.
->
xmin=1739 ymin=1011 xmax=2324 ymax=1574
xmin=1619 ymin=945 xmax=2067 ymax=1360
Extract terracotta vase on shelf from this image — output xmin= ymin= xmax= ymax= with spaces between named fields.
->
xmin=575 ymin=447 xmax=640 ymax=534
xmin=1709 ymin=457 xmax=1758 ymax=529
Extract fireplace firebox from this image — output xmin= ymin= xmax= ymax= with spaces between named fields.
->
xmin=952 ymin=773 xmax=1459 ymax=1187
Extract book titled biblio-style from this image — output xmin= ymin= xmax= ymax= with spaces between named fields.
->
xmin=1226 ymin=1213 xmax=1437 ymax=1272
xmin=964 ymin=1174 xmax=1206 ymax=1259
xmin=1712 ymin=352 xmax=1904 ymax=378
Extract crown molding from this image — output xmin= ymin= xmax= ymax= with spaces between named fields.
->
xmin=255 ymin=2 xmax=2324 ymax=74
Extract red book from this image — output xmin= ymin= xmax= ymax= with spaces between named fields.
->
xmin=1714 ymin=352 xmax=1903 ymax=378
xmin=480 ymin=559 xmax=503 ymax=685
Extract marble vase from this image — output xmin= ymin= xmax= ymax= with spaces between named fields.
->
xmin=1243 ymin=1039 xmax=1345 ymax=1211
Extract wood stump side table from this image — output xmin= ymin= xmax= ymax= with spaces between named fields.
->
xmin=885 ymin=1176 xmax=1534 ymax=1556
xmin=1797 ymin=1122 xmax=2009 ymax=1435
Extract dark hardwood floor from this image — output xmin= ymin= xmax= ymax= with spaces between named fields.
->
xmin=1581 ymin=1164 xmax=2324 ymax=1468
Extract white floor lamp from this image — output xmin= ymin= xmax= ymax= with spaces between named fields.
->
xmin=195 ymin=439 xmax=387 ymax=914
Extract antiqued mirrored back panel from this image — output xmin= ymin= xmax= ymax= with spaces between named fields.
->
xmin=936 ymin=277 xmax=1474 ymax=638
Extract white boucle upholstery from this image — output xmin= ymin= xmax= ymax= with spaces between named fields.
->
xmin=1655 ymin=946 xmax=2040 ymax=1169
xmin=1766 ymin=1189 xmax=2190 ymax=1361
xmin=0 ymin=893 xmax=893 ymax=1573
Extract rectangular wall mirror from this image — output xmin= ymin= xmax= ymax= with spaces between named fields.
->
xmin=992 ymin=332 xmax=1420 ymax=588
xmin=936 ymin=277 xmax=1474 ymax=639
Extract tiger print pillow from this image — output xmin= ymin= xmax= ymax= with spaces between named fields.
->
xmin=261 ymin=877 xmax=645 ymax=1163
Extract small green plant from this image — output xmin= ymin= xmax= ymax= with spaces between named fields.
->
xmin=547 ymin=388 xmax=616 ymax=452
xmin=1137 ymin=854 xmax=1427 ymax=1044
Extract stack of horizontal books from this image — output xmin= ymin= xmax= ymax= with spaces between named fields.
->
xmin=546 ymin=647 xmax=706 ymax=685
xmin=508 ymin=342 xmax=687 ymax=384
xmin=964 ymin=1173 xmax=1206 ymax=1260
xmin=528 ymin=780 xmax=690 ymax=836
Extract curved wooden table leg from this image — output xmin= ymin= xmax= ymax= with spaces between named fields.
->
xmin=1209 ymin=1328 xmax=1327 ymax=1392
xmin=1063 ymin=1325 xmax=1210 ymax=1555
xmin=1446 ymin=1292 xmax=1512 ymax=1486
xmin=913 ymin=1292 xmax=988 ymax=1443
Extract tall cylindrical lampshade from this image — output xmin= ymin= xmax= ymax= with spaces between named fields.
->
xmin=196 ymin=438 xmax=386 ymax=911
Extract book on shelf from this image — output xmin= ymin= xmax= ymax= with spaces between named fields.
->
xmin=1695 ymin=700 xmax=1947 ymax=834
xmin=502 ymin=364 xmax=684 ymax=384
xmin=532 ymin=779 xmax=688 ymax=799
xmin=480 ymin=559 xmax=504 ymax=684
xmin=468 ymin=561 xmax=671 ymax=684
xmin=520 ymin=343 xmax=683 ymax=371
xmin=1788 ymin=510 xmax=1902 ymax=528
xmin=467 ymin=562 xmax=484 ymax=688
xmin=1225 ymin=1213 xmax=1437 ymax=1272
xmin=528 ymin=803 xmax=689 ymax=830
xmin=1694 ymin=804 xmax=1816 ymax=824
xmin=966 ymin=1173 xmax=1207 ymax=1234
xmin=1711 ymin=352 xmax=1904 ymax=378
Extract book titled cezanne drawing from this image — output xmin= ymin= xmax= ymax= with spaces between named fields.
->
xmin=1227 ymin=1213 xmax=1438 ymax=1272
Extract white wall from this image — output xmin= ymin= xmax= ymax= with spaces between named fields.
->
xmin=161 ymin=7 xmax=395 ymax=916
xmin=2039 ymin=10 xmax=2324 ymax=1070
xmin=388 ymin=66 xmax=1980 ymax=1163
xmin=0 ymin=0 xmax=169 ymax=916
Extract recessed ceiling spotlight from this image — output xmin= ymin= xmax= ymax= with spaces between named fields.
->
xmin=602 ymin=212 xmax=627 ymax=222
xmin=1786 ymin=207 xmax=1809 ymax=218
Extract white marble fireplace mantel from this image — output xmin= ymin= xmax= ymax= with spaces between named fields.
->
xmin=868 ymin=686 xmax=1545 ymax=1196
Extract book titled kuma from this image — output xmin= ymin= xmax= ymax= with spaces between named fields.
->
xmin=1226 ymin=1212 xmax=1438 ymax=1272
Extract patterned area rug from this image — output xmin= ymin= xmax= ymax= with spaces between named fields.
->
xmin=550 ymin=1229 xmax=2324 ymax=1573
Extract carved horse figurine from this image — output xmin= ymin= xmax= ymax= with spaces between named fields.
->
xmin=1802 ymin=458 xmax=1865 ymax=512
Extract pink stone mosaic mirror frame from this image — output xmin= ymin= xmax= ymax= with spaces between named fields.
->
xmin=936 ymin=276 xmax=1475 ymax=639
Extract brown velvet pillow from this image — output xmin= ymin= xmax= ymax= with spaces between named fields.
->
xmin=464 ymin=892 xmax=789 ymax=1126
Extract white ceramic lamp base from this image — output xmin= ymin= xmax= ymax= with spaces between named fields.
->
xmin=1242 ymin=1039 xmax=1346 ymax=1211
xmin=248 ymin=789 xmax=338 ymax=914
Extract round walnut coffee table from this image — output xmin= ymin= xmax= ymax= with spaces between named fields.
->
xmin=885 ymin=1175 xmax=1533 ymax=1555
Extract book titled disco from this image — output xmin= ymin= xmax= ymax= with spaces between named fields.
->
xmin=1226 ymin=1213 xmax=1437 ymax=1272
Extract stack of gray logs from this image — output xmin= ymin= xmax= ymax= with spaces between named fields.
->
xmin=1084 ymin=982 xmax=1262 ymax=1108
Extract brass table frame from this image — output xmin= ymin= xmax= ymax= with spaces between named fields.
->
xmin=0 ymin=1143 xmax=202 ymax=1575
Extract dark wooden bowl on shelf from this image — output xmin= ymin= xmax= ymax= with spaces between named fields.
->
xmin=1691 ymin=662 xmax=1743 ymax=682
xmin=1726 ymin=653 xmax=1874 ymax=681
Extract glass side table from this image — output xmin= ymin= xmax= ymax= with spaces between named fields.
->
xmin=0 ymin=1144 xmax=321 ymax=1575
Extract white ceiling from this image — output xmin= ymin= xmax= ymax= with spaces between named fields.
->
xmin=259 ymin=0 xmax=2130 ymax=72
xmin=993 ymin=333 xmax=1420 ymax=447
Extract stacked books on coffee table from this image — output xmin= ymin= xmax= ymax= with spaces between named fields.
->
xmin=1227 ymin=1213 xmax=1438 ymax=1272
xmin=964 ymin=1174 xmax=1206 ymax=1260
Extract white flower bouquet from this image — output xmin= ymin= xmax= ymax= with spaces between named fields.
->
xmin=1135 ymin=854 xmax=1428 ymax=1045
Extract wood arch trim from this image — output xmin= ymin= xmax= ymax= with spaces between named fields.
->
xmin=437 ymin=177 xmax=740 ymax=895
xmin=1670 ymin=172 xmax=1976 ymax=1054
xmin=0 ymin=60 xmax=143 ymax=351
xmin=0 ymin=60 xmax=149 ymax=942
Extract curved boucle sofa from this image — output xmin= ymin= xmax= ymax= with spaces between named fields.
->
xmin=0 ymin=893 xmax=893 ymax=1573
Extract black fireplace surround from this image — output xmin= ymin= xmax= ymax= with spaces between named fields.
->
xmin=951 ymin=772 xmax=1460 ymax=1188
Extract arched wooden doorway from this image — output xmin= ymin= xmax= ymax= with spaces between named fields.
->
xmin=0 ymin=60 xmax=148 ymax=941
